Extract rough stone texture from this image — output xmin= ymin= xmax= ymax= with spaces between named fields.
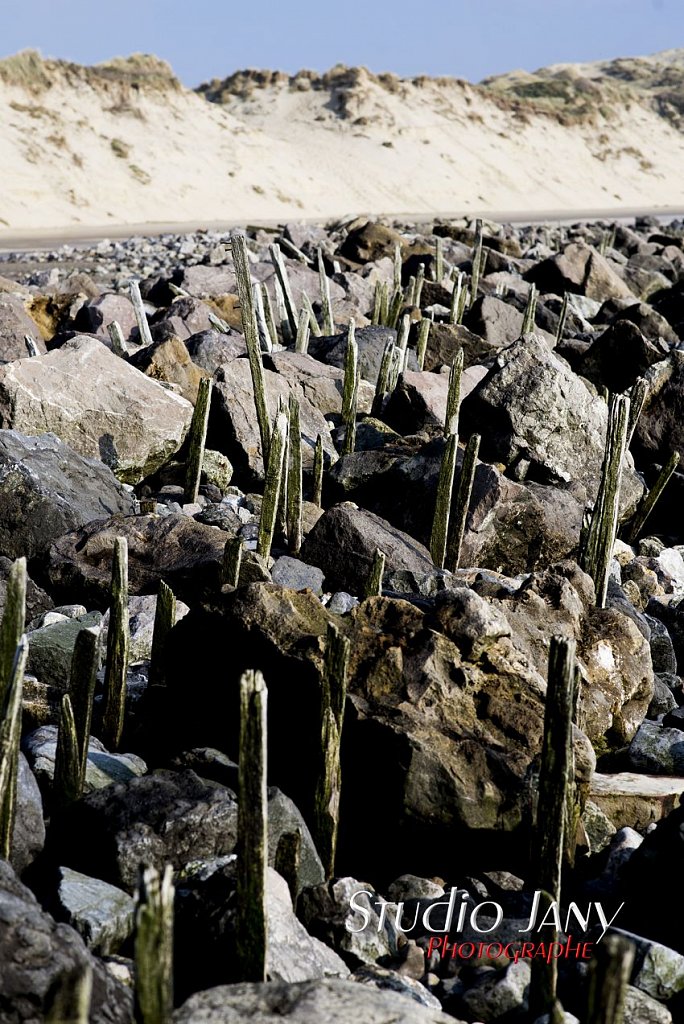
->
xmin=54 ymin=770 xmax=239 ymax=892
xmin=0 ymin=430 xmax=135 ymax=560
xmin=185 ymin=329 xmax=247 ymax=372
xmin=129 ymin=333 xmax=209 ymax=403
xmin=461 ymin=332 xmax=643 ymax=514
xmin=614 ymin=929 xmax=684 ymax=1002
xmin=628 ymin=721 xmax=684 ymax=774
xmin=459 ymin=960 xmax=531 ymax=1020
xmin=386 ymin=875 xmax=445 ymax=902
xmin=300 ymin=503 xmax=434 ymax=594
xmin=173 ymin=978 xmax=457 ymax=1023
xmin=465 ymin=294 xmax=553 ymax=350
xmin=0 ymin=860 xmax=132 ymax=1024
xmin=0 ymin=557 xmax=52 ymax=624
xmin=309 ymin=326 xmax=416 ymax=386
xmin=526 ymin=241 xmax=637 ymax=302
xmin=24 ymin=726 xmax=146 ymax=796
xmin=211 ymin=358 xmax=338 ymax=484
xmin=54 ymin=867 xmax=135 ymax=955
xmin=81 ymin=292 xmax=138 ymax=344
xmin=590 ymin=773 xmax=684 ymax=832
xmin=624 ymin=987 xmax=673 ymax=1024
xmin=101 ymin=593 xmax=190 ymax=663
xmin=265 ymin=351 xmax=374 ymax=418
xmin=576 ymin=320 xmax=669 ymax=393
xmin=11 ymin=753 xmax=45 ymax=876
xmin=299 ymin=878 xmax=398 ymax=968
xmin=352 ymin=967 xmax=442 ymax=1011
xmin=43 ymin=512 xmax=227 ymax=609
xmin=26 ymin=611 xmax=102 ymax=689
xmin=635 ymin=352 xmax=684 ymax=467
xmin=0 ymin=336 xmax=193 ymax=483
xmin=272 ymin=556 xmax=325 ymax=595
xmin=383 ymin=371 xmax=451 ymax=434
xmin=0 ymin=293 xmax=45 ymax=361
xmin=423 ymin=320 xmax=503 ymax=371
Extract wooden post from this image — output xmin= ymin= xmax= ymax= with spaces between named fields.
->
xmin=625 ymin=451 xmax=680 ymax=544
xmin=69 ymin=626 xmax=99 ymax=792
xmin=555 ymin=292 xmax=569 ymax=345
xmin=134 ymin=864 xmax=175 ymax=1024
xmin=148 ymin=581 xmax=176 ymax=688
xmin=580 ymin=394 xmax=629 ymax=608
xmin=363 ymin=548 xmax=386 ymax=599
xmin=444 ymin=349 xmax=464 ymax=438
xmin=287 ymin=396 xmax=303 ymax=556
xmin=313 ymin=435 xmax=324 ymax=507
xmin=129 ymin=280 xmax=153 ymax=348
xmin=314 ymin=624 xmax=350 ymax=879
xmin=371 ymin=340 xmax=396 ymax=418
xmin=522 ymin=282 xmax=538 ymax=334
xmin=396 ymin=313 xmax=410 ymax=354
xmin=53 ymin=694 xmax=81 ymax=811
xmin=261 ymin=282 xmax=278 ymax=349
xmin=184 ymin=377 xmax=213 ymax=504
xmin=413 ymin=262 xmax=425 ymax=308
xmin=207 ymin=311 xmax=230 ymax=334
xmin=416 ymin=318 xmax=431 ymax=371
xmin=295 ymin=307 xmax=311 ymax=354
xmin=253 ymin=283 xmax=273 ymax=353
xmin=257 ymin=410 xmax=288 ymax=560
xmin=430 ymin=434 xmax=458 ymax=569
xmin=107 ymin=321 xmax=127 ymax=358
xmin=24 ymin=334 xmax=40 ymax=357
xmin=231 ymin=233 xmax=271 ymax=464
xmin=469 ymin=219 xmax=483 ymax=308
xmin=393 ymin=244 xmax=402 ymax=289
xmin=435 ymin=236 xmax=444 ymax=283
xmin=585 ymin=933 xmax=635 ymax=1024
xmin=626 ymin=376 xmax=648 ymax=448
xmin=102 ymin=538 xmax=130 ymax=752
xmin=222 ymin=537 xmax=243 ymax=588
xmin=275 ymin=830 xmax=302 ymax=907
xmin=236 ymin=670 xmax=268 ymax=983
xmin=269 ymin=243 xmax=298 ymax=336
xmin=0 ymin=636 xmax=27 ymax=859
xmin=342 ymin=321 xmax=359 ymax=456
xmin=445 ymin=433 xmax=480 ymax=572
xmin=301 ymin=292 xmax=322 ymax=338
xmin=449 ymin=272 xmax=464 ymax=325
xmin=46 ymin=964 xmax=93 ymax=1024
xmin=0 ymin=557 xmax=26 ymax=708
xmin=317 ymin=248 xmax=334 ymax=335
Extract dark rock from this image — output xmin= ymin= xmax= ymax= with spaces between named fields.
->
xmin=11 ymin=753 xmax=45 ymax=876
xmin=422 ymin=320 xmax=501 ymax=371
xmin=576 ymin=320 xmax=669 ymax=393
xmin=634 ymin=353 xmax=684 ymax=467
xmin=186 ymin=329 xmax=246 ymax=373
xmin=339 ymin=221 xmax=405 ymax=264
xmin=0 ymin=557 xmax=52 ymax=623
xmin=525 ymin=241 xmax=637 ymax=302
xmin=309 ymin=326 xmax=415 ymax=386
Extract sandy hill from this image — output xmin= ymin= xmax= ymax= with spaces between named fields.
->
xmin=1 ymin=48 xmax=683 ymax=232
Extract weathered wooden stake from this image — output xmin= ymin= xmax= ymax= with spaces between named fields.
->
xmin=449 ymin=271 xmax=464 ymax=325
xmin=46 ymin=964 xmax=92 ymax=1024
xmin=107 ymin=321 xmax=127 ymax=358
xmin=0 ymin=557 xmax=26 ymax=708
xmin=0 ymin=636 xmax=27 ymax=860
xmin=222 ymin=536 xmax=243 ymax=588
xmin=430 ymin=434 xmax=458 ymax=569
xmin=184 ymin=377 xmax=213 ymax=504
xmin=522 ymin=282 xmax=538 ymax=334
xmin=396 ymin=313 xmax=410 ymax=354
xmin=585 ymin=933 xmax=635 ymax=1024
xmin=253 ymin=282 xmax=273 ymax=353
xmin=555 ymin=292 xmax=569 ymax=345
xmin=416 ymin=318 xmax=431 ymax=371
xmin=53 ymin=694 xmax=81 ymax=811
xmin=301 ymin=292 xmax=322 ymax=338
xmin=393 ymin=244 xmax=402 ymax=289
xmin=257 ymin=410 xmax=288 ymax=560
xmin=295 ymin=307 xmax=311 ymax=354
xmin=207 ymin=311 xmax=230 ymax=334
xmin=148 ymin=581 xmax=176 ymax=688
xmin=232 ymin=232 xmax=271 ymax=463
xmin=469 ymin=219 xmax=483 ymax=307
xmin=445 ymin=433 xmax=480 ymax=572
xmin=317 ymin=248 xmax=334 ymax=335
xmin=313 ymin=435 xmax=324 ymax=507
xmin=102 ymin=538 xmax=130 ymax=752
xmin=314 ymin=624 xmax=350 ymax=878
xmin=129 ymin=280 xmax=153 ymax=348
xmin=261 ymin=282 xmax=278 ymax=349
xmin=236 ymin=670 xmax=268 ymax=983
xmin=364 ymin=548 xmax=386 ymax=599
xmin=413 ymin=262 xmax=425 ymax=308
xmin=287 ymin=396 xmax=303 ymax=556
xmin=134 ymin=864 xmax=175 ymax=1024
xmin=626 ymin=376 xmax=648 ymax=448
xmin=69 ymin=625 xmax=100 ymax=791
xmin=435 ymin=236 xmax=444 ymax=283
xmin=269 ymin=243 xmax=298 ymax=336
xmin=444 ymin=349 xmax=464 ymax=437
xmin=580 ymin=394 xmax=630 ymax=608
xmin=342 ymin=321 xmax=359 ymax=456
xmin=626 ymin=451 xmax=680 ymax=544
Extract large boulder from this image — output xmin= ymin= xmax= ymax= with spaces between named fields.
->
xmin=0 ymin=430 xmax=134 ymax=561
xmin=339 ymin=221 xmax=406 ymax=264
xmin=129 ymin=334 xmax=209 ymax=403
xmin=0 ymin=293 xmax=45 ymax=361
xmin=0 ymin=860 xmax=132 ymax=1023
xmin=461 ymin=333 xmax=643 ymax=514
xmin=634 ymin=352 xmax=684 ymax=467
xmin=575 ymin=320 xmax=669 ymax=393
xmin=525 ymin=241 xmax=637 ymax=302
xmin=0 ymin=336 xmax=193 ymax=483
xmin=308 ymin=326 xmax=416 ymax=386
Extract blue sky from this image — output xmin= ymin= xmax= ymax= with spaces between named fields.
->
xmin=1 ymin=0 xmax=681 ymax=85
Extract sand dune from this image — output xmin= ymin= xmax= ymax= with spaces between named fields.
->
xmin=1 ymin=49 xmax=683 ymax=232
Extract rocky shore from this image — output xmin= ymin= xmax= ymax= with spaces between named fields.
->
xmin=1 ymin=214 xmax=684 ymax=1022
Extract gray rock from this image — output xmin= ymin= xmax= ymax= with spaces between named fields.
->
xmin=648 ymin=675 xmax=678 ymax=718
xmin=0 ymin=557 xmax=51 ymax=625
xmin=0 ymin=860 xmax=132 ymax=1023
xmin=465 ymin=294 xmax=554 ymax=350
xmin=644 ymin=614 xmax=678 ymax=675
xmin=635 ymin=353 xmax=684 ymax=468
xmin=174 ymin=264 xmax=236 ymax=297
xmin=0 ymin=293 xmax=45 ymax=361
xmin=267 ymin=787 xmax=325 ymax=895
xmin=272 ymin=556 xmax=325 ymax=595
xmin=351 ymin=965 xmax=441 ymax=1010
xmin=26 ymin=611 xmax=102 ymax=689
xmin=266 ymin=869 xmax=349 ymax=982
xmin=460 ymin=959 xmax=531 ymax=1019
xmin=54 ymin=867 xmax=135 ymax=954
xmin=309 ymin=325 xmax=416 ymax=386
xmin=582 ymin=800 xmax=617 ymax=856
xmin=173 ymin=978 xmax=457 ymax=1023
xmin=327 ymin=592 xmax=359 ymax=614
xmin=82 ymin=293 xmax=138 ymax=344
xmin=24 ymin=726 xmax=146 ymax=795
xmin=526 ymin=241 xmax=637 ymax=302
xmin=298 ymin=877 xmax=399 ymax=968
xmin=614 ymin=929 xmax=684 ymax=1002
xmin=625 ymin=986 xmax=673 ymax=1023
xmin=386 ymin=876 xmax=445 ymax=902
xmin=101 ymin=594 xmax=190 ymax=663
xmin=628 ymin=721 xmax=684 ymax=774
xmin=0 ymin=430 xmax=135 ymax=560
xmin=0 ymin=336 xmax=193 ymax=484
xmin=186 ymin=329 xmax=246 ymax=372
xmin=11 ymin=753 xmax=45 ymax=875
xmin=300 ymin=503 xmax=434 ymax=595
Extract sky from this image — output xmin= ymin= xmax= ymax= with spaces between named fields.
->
xmin=1 ymin=0 xmax=682 ymax=86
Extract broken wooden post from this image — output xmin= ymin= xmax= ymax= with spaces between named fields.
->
xmin=317 ymin=248 xmax=334 ymax=335
xmin=444 ymin=349 xmax=464 ymax=438
xmin=184 ymin=376 xmax=213 ymax=504
xmin=469 ymin=219 xmax=483 ymax=307
xmin=0 ymin=636 xmax=27 ymax=860
xmin=435 ymin=236 xmax=444 ymax=283
xmin=129 ymin=280 xmax=153 ymax=348
xmin=149 ymin=581 xmax=176 ymax=687
xmin=396 ymin=313 xmax=410 ymax=354
xmin=416 ymin=318 xmax=431 ymax=371
xmin=430 ymin=434 xmax=458 ymax=569
xmin=107 ymin=321 xmax=127 ymax=359
xmin=46 ymin=964 xmax=92 ymax=1024
xmin=585 ymin=933 xmax=635 ymax=1024
xmin=626 ymin=376 xmax=648 ymax=448
xmin=261 ymin=282 xmax=278 ymax=349
xmin=313 ymin=435 xmax=324 ymax=508
xmin=301 ymin=292 xmax=322 ymax=338
xmin=445 ymin=433 xmax=480 ymax=572
xmin=0 ymin=557 xmax=26 ymax=707
xmin=69 ymin=625 xmax=100 ymax=792
xmin=393 ymin=243 xmax=402 ymax=289
xmin=342 ymin=320 xmax=359 ymax=456
xmin=522 ymin=282 xmax=538 ymax=334
xmin=371 ymin=340 xmax=396 ymax=418
xmin=555 ymin=292 xmax=569 ymax=345
xmin=236 ymin=670 xmax=268 ymax=983
xmin=295 ymin=307 xmax=311 ymax=354
xmin=222 ymin=537 xmax=243 ymax=588
xmin=287 ymin=396 xmax=303 ymax=556
xmin=269 ymin=243 xmax=298 ymax=336
xmin=253 ymin=282 xmax=273 ymax=353
xmin=363 ymin=548 xmax=385 ymax=599
xmin=413 ymin=262 xmax=425 ymax=308
xmin=257 ymin=409 xmax=288 ymax=560
xmin=314 ymin=624 xmax=350 ymax=878
xmin=231 ymin=232 xmax=271 ymax=463
xmin=449 ymin=271 xmax=464 ymax=325
xmin=626 ymin=451 xmax=680 ymax=544
xmin=102 ymin=537 xmax=130 ymax=752
xmin=53 ymin=694 xmax=81 ymax=811
xmin=134 ymin=864 xmax=175 ymax=1024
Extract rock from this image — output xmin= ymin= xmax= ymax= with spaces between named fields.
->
xmin=582 ymin=799 xmax=616 ymax=855
xmin=0 ymin=860 xmax=132 ymax=1023
xmin=211 ymin=358 xmax=337 ymax=484
xmin=53 ymin=867 xmax=135 ymax=955
xmin=613 ymin=929 xmax=684 ymax=1002
xmin=465 ymin=294 xmax=553 ymax=350
xmin=611 ymin=301 xmax=679 ymax=347
xmin=0 ymin=293 xmax=45 ymax=360
xmin=102 ymin=593 xmax=190 ymax=664
xmin=461 ymin=332 xmax=643 ymax=515
xmin=422 ymin=321 xmax=502 ymax=371
xmin=0 ymin=557 xmax=52 ymax=624
xmin=26 ymin=611 xmax=102 ymax=689
xmin=54 ymin=770 xmax=238 ymax=891
xmin=624 ymin=987 xmax=673 ymax=1024
xmin=173 ymin=978 xmax=457 ymax=1023
xmin=298 ymin=878 xmax=399 ymax=967
xmin=644 ymin=614 xmax=678 ymax=675
xmin=265 ymin=351 xmax=374 ymax=418
xmin=266 ymin=788 xmax=326 ymax=894
xmin=628 ymin=721 xmax=684 ymax=774
xmin=351 ymin=966 xmax=441 ymax=1010
xmin=383 ymin=371 xmax=451 ymax=434
xmin=159 ymin=296 xmax=218 ymax=335
xmin=0 ymin=336 xmax=193 ymax=484
xmin=576 ymin=320 xmax=669 ymax=393
xmin=386 ymin=876 xmax=445 ymax=902
xmin=309 ymin=326 xmax=417 ymax=386
xmin=460 ymin=959 xmax=531 ymax=1020
xmin=300 ymin=503 xmax=434 ymax=595
xmin=271 ymin=556 xmax=325 ymax=595
xmin=43 ymin=512 xmax=227 ymax=609
xmin=129 ymin=334 xmax=209 ymax=404
xmin=202 ymin=449 xmax=233 ymax=491
xmin=328 ymin=592 xmax=359 ymax=614
xmin=186 ymin=329 xmax=246 ymax=372
xmin=649 ymin=675 xmax=678 ymax=718
xmin=11 ymin=753 xmax=45 ymax=875
xmin=635 ymin=352 xmax=684 ymax=468
xmin=340 ymin=221 xmax=405 ymax=264
xmin=81 ymin=292 xmax=138 ymax=345
xmin=526 ymin=241 xmax=637 ymax=302
xmin=173 ymin=264 xmax=237 ymax=297
xmin=0 ymin=430 xmax=135 ymax=560
xmin=24 ymin=726 xmax=146 ymax=797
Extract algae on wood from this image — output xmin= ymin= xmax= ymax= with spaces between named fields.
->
xmin=101 ymin=537 xmax=130 ymax=752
